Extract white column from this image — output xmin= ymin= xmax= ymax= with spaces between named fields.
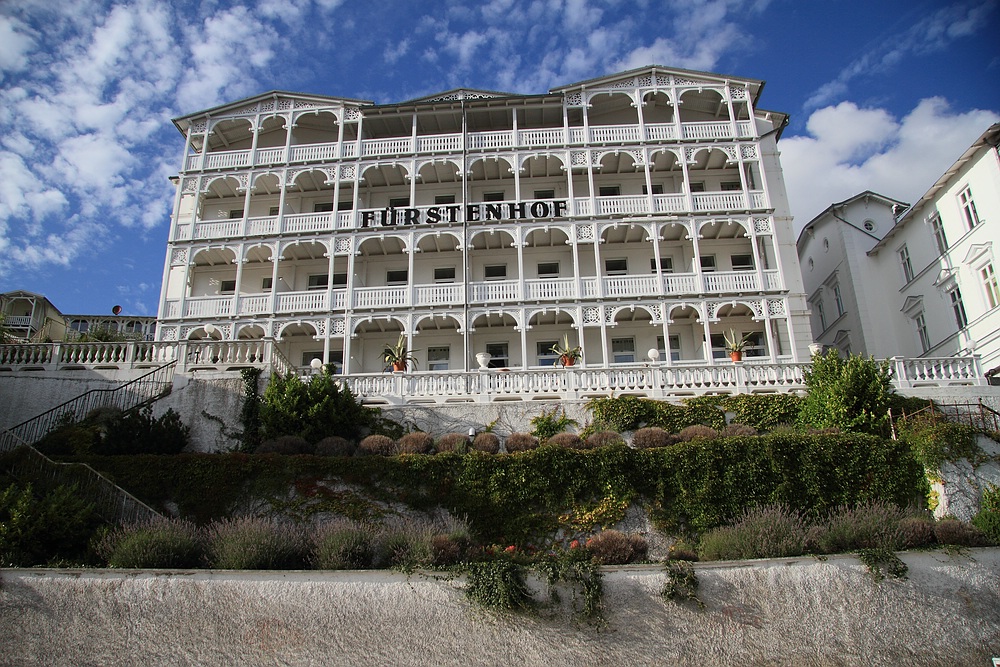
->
xmin=701 ymin=304 xmax=715 ymax=364
xmin=233 ymin=242 xmax=246 ymax=317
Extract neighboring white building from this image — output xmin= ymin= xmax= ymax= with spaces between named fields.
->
xmin=153 ymin=65 xmax=816 ymax=400
xmin=798 ymin=124 xmax=1000 ymax=376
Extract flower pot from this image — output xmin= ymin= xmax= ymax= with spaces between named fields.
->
xmin=475 ymin=352 xmax=492 ymax=370
xmin=729 ymin=351 xmax=743 ymax=362
xmin=559 ymin=355 xmax=576 ymax=367
xmin=392 ymin=361 xmax=407 ymax=372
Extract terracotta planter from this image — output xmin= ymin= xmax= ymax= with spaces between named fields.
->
xmin=730 ymin=351 xmax=743 ymax=362
xmin=559 ymin=355 xmax=576 ymax=367
xmin=392 ymin=361 xmax=407 ymax=372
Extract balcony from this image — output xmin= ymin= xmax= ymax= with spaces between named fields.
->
xmin=182 ymin=120 xmax=757 ymax=172
xmin=164 ymin=270 xmax=783 ymax=319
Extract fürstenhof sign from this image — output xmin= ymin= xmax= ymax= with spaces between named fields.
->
xmin=359 ymin=200 xmax=569 ymax=227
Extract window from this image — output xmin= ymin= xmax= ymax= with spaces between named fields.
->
xmin=898 ymin=245 xmax=914 ymax=283
xmin=434 ymin=267 xmax=456 ymax=283
xmin=914 ymin=312 xmax=931 ymax=352
xmin=611 ymin=337 xmax=636 ymax=363
xmin=720 ymin=181 xmax=742 ymax=191
xmin=743 ymin=332 xmax=765 ymax=358
xmin=427 ymin=346 xmax=450 ymax=371
xmin=261 ymin=277 xmax=273 ymax=291
xmin=709 ymin=333 xmax=727 ymax=359
xmin=307 ymin=274 xmax=328 ymax=290
xmin=700 ymin=255 xmax=716 ymax=272
xmin=731 ymin=254 xmax=754 ymax=271
xmin=537 ymin=340 xmax=559 ymax=366
xmin=434 ymin=194 xmax=456 ymax=204
xmin=332 ymin=272 xmax=347 ymax=287
xmin=313 ymin=202 xmax=334 ymax=213
xmin=386 ymin=269 xmax=408 ymax=285
xmin=484 ymin=264 xmax=507 ymax=280
xmin=269 ymin=206 xmax=280 ymax=216
xmin=642 ymin=183 xmax=664 ymax=195
xmin=70 ymin=319 xmax=89 ymax=333
xmin=604 ymin=258 xmax=628 ymax=275
xmin=863 ymin=219 xmax=876 ymax=232
xmin=337 ymin=200 xmax=353 ymax=211
xmin=816 ymin=299 xmax=827 ymax=331
xmin=302 ymin=351 xmax=323 ymax=366
xmin=483 ymin=191 xmax=505 ymax=202
xmin=689 ymin=182 xmax=706 ymax=193
xmin=485 ymin=342 xmax=509 ymax=368
xmin=650 ymin=257 xmax=673 ymax=273
xmin=533 ymin=189 xmax=555 ymax=199
xmin=959 ymin=186 xmax=980 ymax=230
xmin=229 ymin=209 xmax=243 ymax=219
xmin=982 ymin=264 xmax=1000 ymax=309
xmin=537 ymin=262 xmax=559 ymax=278
xmin=930 ymin=215 xmax=948 ymax=255
xmin=833 ymin=283 xmax=844 ymax=316
xmin=220 ymin=280 xmax=236 ymax=294
xmin=949 ymin=288 xmax=968 ymax=328
xmin=656 ymin=335 xmax=681 ymax=362
xmin=388 ymin=196 xmax=410 ymax=208
xmin=598 ymin=185 xmax=621 ymax=197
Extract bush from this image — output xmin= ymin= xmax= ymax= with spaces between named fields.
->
xmin=585 ymin=529 xmax=648 ymax=565
xmin=898 ymin=516 xmax=937 ymax=549
xmin=313 ymin=520 xmax=376 ymax=569
xmin=667 ymin=540 xmax=698 ymax=561
xmin=314 ymin=436 xmax=356 ymax=457
xmin=814 ymin=501 xmax=908 ymax=554
xmin=896 ymin=414 xmax=983 ymax=474
xmin=504 ymin=432 xmax=539 ymax=453
xmin=934 ymin=518 xmax=987 ymax=547
xmin=205 ymin=517 xmax=309 ymax=569
xmin=255 ymin=435 xmax=313 ymax=455
xmin=699 ymin=504 xmax=807 ymax=561
xmin=98 ymin=518 xmax=202 ymax=568
xmin=631 ymin=427 xmax=678 ymax=449
xmin=373 ymin=518 xmax=434 ymax=569
xmin=585 ymin=431 xmax=625 ymax=448
xmin=436 ymin=433 xmax=470 ymax=454
xmin=546 ymin=432 xmax=585 ymax=449
xmin=430 ymin=533 xmax=468 ymax=566
xmin=718 ymin=424 xmax=758 ymax=438
xmin=678 ymin=425 xmax=718 ymax=442
xmin=358 ymin=434 xmax=396 ymax=456
xmin=97 ymin=406 xmax=190 ymax=455
xmin=586 ymin=396 xmax=654 ymax=432
xmin=798 ymin=350 xmax=894 ymax=435
xmin=0 ymin=482 xmax=100 ymax=567
xmin=471 ymin=432 xmax=500 ymax=454
xmin=721 ymin=394 xmax=803 ymax=432
xmin=397 ymin=432 xmax=434 ymax=455
xmin=971 ymin=484 xmax=1000 ymax=544
xmin=530 ymin=407 xmax=578 ymax=441
xmin=260 ymin=372 xmax=377 ymax=443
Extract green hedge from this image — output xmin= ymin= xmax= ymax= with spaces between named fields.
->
xmin=68 ymin=432 xmax=927 ymax=543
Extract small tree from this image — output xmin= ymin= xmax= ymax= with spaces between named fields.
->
xmin=260 ymin=371 xmax=377 ymax=443
xmin=798 ymin=350 xmax=894 ymax=435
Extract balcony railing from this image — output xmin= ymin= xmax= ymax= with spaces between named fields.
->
xmin=182 ymin=120 xmax=758 ymax=172
xmin=165 ymin=270 xmax=783 ymax=318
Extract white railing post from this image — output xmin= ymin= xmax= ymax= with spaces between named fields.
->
xmin=890 ymin=356 xmax=911 ymax=389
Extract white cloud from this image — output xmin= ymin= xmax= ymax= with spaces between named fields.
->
xmin=780 ymin=98 xmax=1000 ymax=231
xmin=0 ymin=15 xmax=35 ymax=77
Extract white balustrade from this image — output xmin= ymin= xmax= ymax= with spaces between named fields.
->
xmin=4 ymin=316 xmax=32 ymax=328
xmin=415 ymin=284 xmax=464 ymax=306
xmin=353 ymin=286 xmax=408 ymax=308
xmin=645 ymin=124 xmax=678 ymax=141
xmin=204 ymin=150 xmax=250 ymax=170
xmin=193 ymin=220 xmax=241 ymax=240
xmin=663 ymin=274 xmax=697 ymax=294
xmin=589 ymin=125 xmax=642 ymax=143
xmin=750 ymin=191 xmax=767 ymax=209
xmin=289 ymin=143 xmax=338 ymax=162
xmin=361 ymin=137 xmax=412 ymax=156
xmin=237 ymin=295 xmax=270 ymax=315
xmin=704 ymin=271 xmax=760 ymax=293
xmin=246 ymin=216 xmax=278 ymax=236
xmin=336 ymin=211 xmax=354 ymax=229
xmin=517 ymin=129 xmax=563 ymax=146
xmin=184 ymin=297 xmax=235 ymax=318
xmin=255 ymin=147 xmax=286 ymax=164
xmin=524 ymin=278 xmax=576 ymax=300
xmin=603 ymin=275 xmax=660 ymax=298
xmin=418 ymin=134 xmax=463 ymax=152
xmin=469 ymin=280 xmax=520 ymax=302
xmin=692 ymin=192 xmax=747 ymax=212
xmin=653 ymin=194 xmax=686 ymax=213
xmin=283 ymin=212 xmax=335 ymax=234
xmin=763 ymin=270 xmax=783 ymax=290
xmin=682 ymin=121 xmax=735 ymax=140
xmin=594 ymin=195 xmax=648 ymax=215
xmin=276 ymin=290 xmax=328 ymax=313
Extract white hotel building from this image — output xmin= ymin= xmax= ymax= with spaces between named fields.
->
xmin=155 ymin=65 xmax=815 ymax=401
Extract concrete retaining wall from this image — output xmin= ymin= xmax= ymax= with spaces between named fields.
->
xmin=2 ymin=549 xmax=998 ymax=666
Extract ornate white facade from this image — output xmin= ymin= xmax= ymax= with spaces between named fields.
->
xmin=156 ymin=65 xmax=813 ymax=399
xmin=797 ymin=124 xmax=1000 ymax=378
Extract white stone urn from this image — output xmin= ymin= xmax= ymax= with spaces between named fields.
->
xmin=475 ymin=352 xmax=492 ymax=370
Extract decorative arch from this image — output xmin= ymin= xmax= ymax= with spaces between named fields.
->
xmin=235 ymin=323 xmax=267 ymax=340
xmin=666 ymin=303 xmax=704 ymax=324
xmin=687 ymin=146 xmax=735 ymax=169
xmin=255 ymin=115 xmax=288 ymax=149
xmin=467 ymin=156 xmax=515 ymax=180
xmin=355 ymin=234 xmax=409 ymax=256
xmin=677 ymin=88 xmax=729 ymax=123
xmin=518 ymin=154 xmax=566 ymax=177
xmin=250 ymin=171 xmax=283 ymax=191
xmin=351 ymin=314 xmax=407 ymax=336
xmin=641 ymin=91 xmax=674 ymax=124
xmin=649 ymin=148 xmax=682 ymax=172
xmin=413 ymin=313 xmax=463 ymax=331
xmin=202 ymin=175 xmax=242 ymax=197
xmin=523 ymin=226 xmax=571 ymax=248
xmin=205 ymin=118 xmax=253 ymax=152
xmin=610 ymin=304 xmax=658 ymax=324
xmin=697 ymin=217 xmax=751 ymax=238
xmin=470 ymin=311 xmax=522 ymax=332
xmin=415 ymin=158 xmax=463 ymax=184
xmin=586 ymin=91 xmax=639 ymax=125
xmin=469 ymin=229 xmax=516 ymax=250
xmin=595 ymin=150 xmax=640 ymax=172
xmin=525 ymin=307 xmax=578 ymax=328
xmin=415 ymin=230 xmax=462 ymax=252
xmin=360 ymin=163 xmax=410 ymax=187
xmin=276 ymin=320 xmax=319 ymax=340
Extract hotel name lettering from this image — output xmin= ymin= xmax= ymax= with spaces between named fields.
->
xmin=359 ymin=200 xmax=569 ymax=228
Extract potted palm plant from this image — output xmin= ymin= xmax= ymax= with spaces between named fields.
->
xmin=550 ymin=335 xmax=582 ymax=367
xmin=723 ymin=329 xmax=752 ymax=362
xmin=383 ymin=334 xmax=418 ymax=372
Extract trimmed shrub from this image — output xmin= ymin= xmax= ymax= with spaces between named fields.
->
xmin=699 ymin=504 xmax=807 ymax=561
xmin=815 ymin=501 xmax=909 ymax=554
xmin=797 ymin=350 xmax=893 ymax=435
xmin=585 ymin=431 xmax=625 ymax=449
xmin=898 ymin=516 xmax=936 ymax=549
xmin=586 ymin=396 xmax=655 ymax=432
xmin=721 ymin=394 xmax=803 ymax=432
xmin=98 ymin=518 xmax=202 ymax=568
xmin=586 ymin=529 xmax=648 ymax=565
xmin=934 ymin=518 xmax=987 ymax=547
xmin=718 ymin=424 xmax=758 ymax=438
xmin=255 ymin=435 xmax=312 ymax=455
xmin=631 ymin=427 xmax=677 ymax=449
xmin=546 ymin=432 xmax=585 ymax=449
xmin=313 ymin=520 xmax=376 ymax=569
xmin=397 ymin=432 xmax=434 ymax=455
xmin=504 ymin=432 xmax=539 ymax=453
xmin=205 ymin=517 xmax=309 ymax=569
xmin=678 ymin=425 xmax=718 ymax=442
xmin=358 ymin=434 xmax=396 ymax=456
xmin=471 ymin=432 xmax=500 ymax=454
xmin=314 ymin=436 xmax=356 ymax=457
xmin=436 ymin=433 xmax=470 ymax=454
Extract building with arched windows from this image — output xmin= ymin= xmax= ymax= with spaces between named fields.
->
xmin=156 ymin=65 xmax=815 ymax=401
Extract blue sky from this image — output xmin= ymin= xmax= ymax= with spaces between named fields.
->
xmin=1 ymin=0 xmax=998 ymax=317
